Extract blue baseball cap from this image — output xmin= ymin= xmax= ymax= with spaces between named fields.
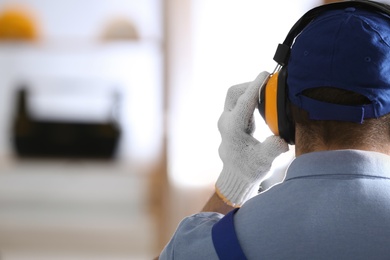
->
xmin=287 ymin=6 xmax=390 ymax=123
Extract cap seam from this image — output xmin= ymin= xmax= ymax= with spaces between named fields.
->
xmin=330 ymin=14 xmax=349 ymax=85
xmin=361 ymin=17 xmax=390 ymax=48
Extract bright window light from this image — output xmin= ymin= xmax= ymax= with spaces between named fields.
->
xmin=168 ymin=0 xmax=321 ymax=188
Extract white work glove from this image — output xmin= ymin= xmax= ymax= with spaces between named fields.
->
xmin=215 ymin=71 xmax=289 ymax=207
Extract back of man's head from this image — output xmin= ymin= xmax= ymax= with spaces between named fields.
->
xmin=287 ymin=4 xmax=390 ymax=154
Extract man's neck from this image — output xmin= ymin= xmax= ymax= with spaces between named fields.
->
xmin=295 ymin=143 xmax=390 ymax=157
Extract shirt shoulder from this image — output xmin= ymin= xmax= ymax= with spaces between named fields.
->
xmin=159 ymin=212 xmax=223 ymax=260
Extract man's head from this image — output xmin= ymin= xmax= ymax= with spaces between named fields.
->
xmin=285 ymin=2 xmax=390 ymax=155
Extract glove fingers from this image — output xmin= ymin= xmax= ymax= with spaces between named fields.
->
xmin=219 ymin=72 xmax=270 ymax=137
xmin=217 ymin=111 xmax=256 ymax=136
xmin=223 ymin=82 xmax=249 ymax=112
xmin=234 ymin=71 xmax=269 ymax=126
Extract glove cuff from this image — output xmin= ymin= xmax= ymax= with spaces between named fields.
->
xmin=215 ymin=171 xmax=260 ymax=207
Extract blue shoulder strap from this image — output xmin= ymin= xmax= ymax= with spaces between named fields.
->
xmin=211 ymin=208 xmax=248 ymax=260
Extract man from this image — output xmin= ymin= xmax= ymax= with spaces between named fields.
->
xmin=159 ymin=1 xmax=390 ymax=259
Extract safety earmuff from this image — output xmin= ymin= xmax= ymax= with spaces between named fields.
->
xmin=258 ymin=0 xmax=390 ymax=145
xmin=258 ymin=66 xmax=294 ymax=144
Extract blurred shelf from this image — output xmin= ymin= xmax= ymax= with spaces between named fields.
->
xmin=0 ymin=158 xmax=158 ymax=259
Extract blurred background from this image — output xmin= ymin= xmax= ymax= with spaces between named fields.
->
xmin=0 ymin=0 xmax=373 ymax=259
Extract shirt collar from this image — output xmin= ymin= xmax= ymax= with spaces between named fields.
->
xmin=285 ymin=150 xmax=390 ymax=181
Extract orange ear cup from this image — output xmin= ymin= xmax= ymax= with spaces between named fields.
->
xmin=264 ymin=72 xmax=280 ymax=136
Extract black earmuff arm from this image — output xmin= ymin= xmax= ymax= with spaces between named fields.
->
xmin=273 ymin=44 xmax=290 ymax=66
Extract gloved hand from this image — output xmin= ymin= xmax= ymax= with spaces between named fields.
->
xmin=215 ymin=71 xmax=289 ymax=207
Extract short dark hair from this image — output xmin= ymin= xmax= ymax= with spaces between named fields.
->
xmin=291 ymin=87 xmax=390 ymax=152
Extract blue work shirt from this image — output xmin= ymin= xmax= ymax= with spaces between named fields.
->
xmin=160 ymin=150 xmax=390 ymax=259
